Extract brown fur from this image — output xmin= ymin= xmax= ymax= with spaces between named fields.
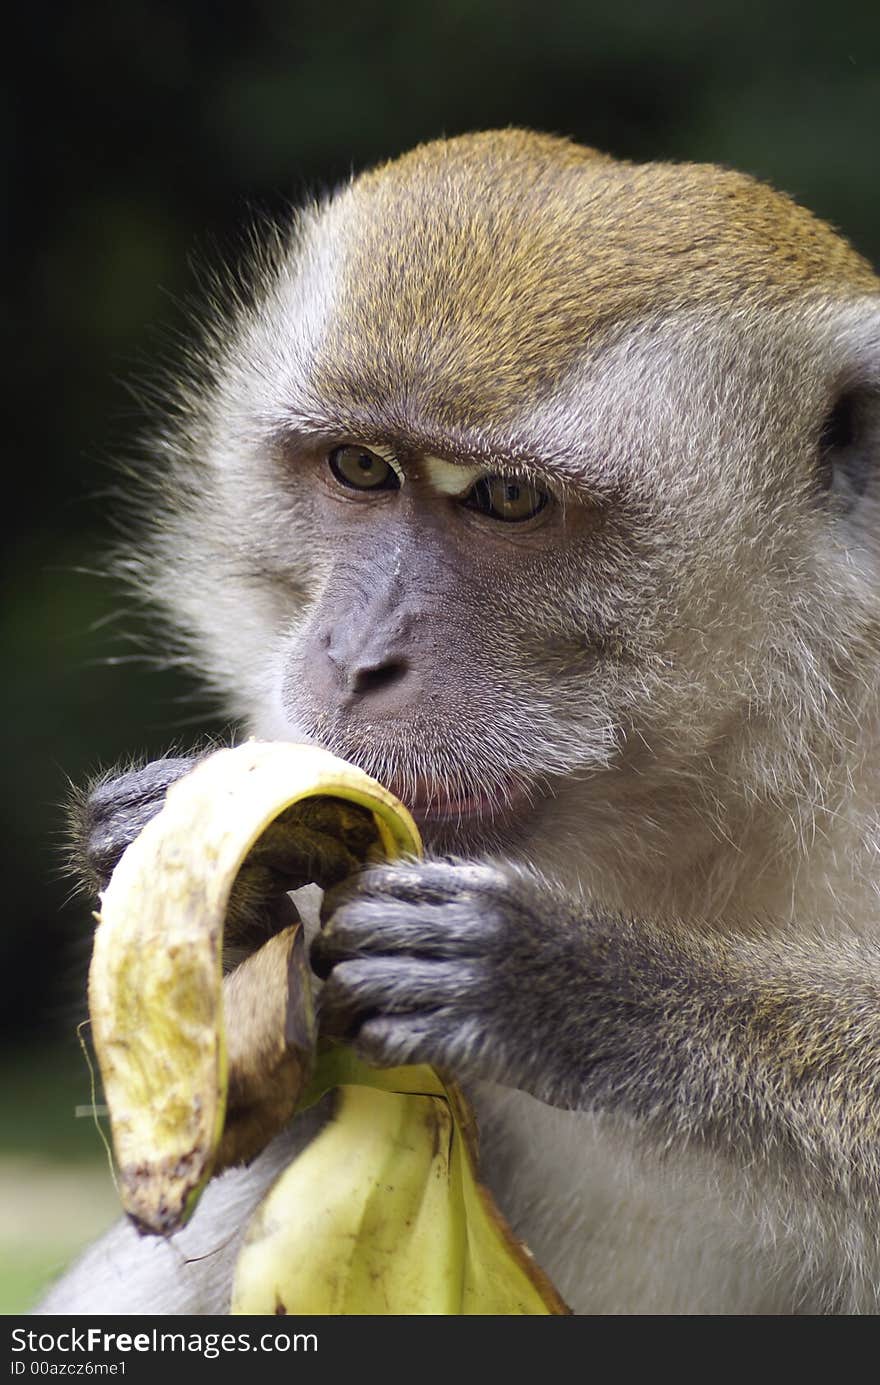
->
xmin=312 ymin=130 xmax=877 ymax=434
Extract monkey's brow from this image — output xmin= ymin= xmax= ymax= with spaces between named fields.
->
xmin=269 ymin=412 xmax=593 ymax=495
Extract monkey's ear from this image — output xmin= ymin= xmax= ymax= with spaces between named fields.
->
xmin=817 ymin=299 xmax=880 ymax=506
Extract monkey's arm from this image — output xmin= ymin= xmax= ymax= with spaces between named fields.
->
xmin=314 ymin=860 xmax=880 ymax=1200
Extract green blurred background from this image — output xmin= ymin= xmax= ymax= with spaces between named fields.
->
xmin=5 ymin=0 xmax=880 ymax=1312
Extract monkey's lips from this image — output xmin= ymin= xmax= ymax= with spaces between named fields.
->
xmin=386 ymin=776 xmax=533 ymax=830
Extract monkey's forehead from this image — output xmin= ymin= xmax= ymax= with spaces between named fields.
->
xmin=282 ymin=130 xmax=878 ymax=449
xmin=344 ymin=129 xmax=877 ymax=301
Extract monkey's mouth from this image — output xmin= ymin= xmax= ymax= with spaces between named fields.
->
xmin=385 ymin=775 xmax=534 ymax=829
xmin=294 ymin=731 xmax=539 ymax=840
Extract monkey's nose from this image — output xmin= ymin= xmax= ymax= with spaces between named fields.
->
xmin=348 ymin=658 xmax=409 ymax=696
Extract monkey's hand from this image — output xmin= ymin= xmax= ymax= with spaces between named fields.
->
xmin=315 ymin=859 xmax=880 ymax=1209
xmin=72 ymin=757 xmax=202 ymax=897
xmin=72 ymin=753 xmax=379 ymax=951
xmin=313 ymin=859 xmax=575 ymax=1099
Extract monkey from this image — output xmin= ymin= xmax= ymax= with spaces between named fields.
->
xmin=35 ymin=128 xmax=880 ymax=1315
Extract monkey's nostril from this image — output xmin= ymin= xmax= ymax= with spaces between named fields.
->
xmin=350 ymin=660 xmax=408 ymax=696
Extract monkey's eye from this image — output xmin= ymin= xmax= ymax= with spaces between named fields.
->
xmin=328 ymin=445 xmax=400 ymax=492
xmin=462 ymin=474 xmax=549 ymax=522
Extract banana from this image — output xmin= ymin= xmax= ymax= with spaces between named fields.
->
xmin=89 ymin=741 xmax=418 ymax=1234
xmin=233 ymin=1082 xmax=459 ymax=1314
xmin=232 ymin=1053 xmax=569 ymax=1315
xmin=89 ymin=740 xmax=569 ymax=1313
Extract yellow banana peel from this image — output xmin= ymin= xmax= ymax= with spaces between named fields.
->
xmin=88 ymin=740 xmax=569 ymax=1314
xmin=233 ymin=1050 xmax=569 ymax=1315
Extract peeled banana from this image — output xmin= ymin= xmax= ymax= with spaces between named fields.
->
xmin=88 ymin=740 xmax=569 ymax=1314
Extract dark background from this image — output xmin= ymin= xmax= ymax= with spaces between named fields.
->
xmin=3 ymin=0 xmax=879 ymax=1199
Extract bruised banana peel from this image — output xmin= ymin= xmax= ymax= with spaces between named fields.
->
xmin=89 ymin=740 xmax=569 ymax=1313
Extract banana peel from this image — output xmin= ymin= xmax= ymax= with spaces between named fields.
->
xmin=89 ymin=741 xmax=415 ymax=1233
xmin=233 ymin=1050 xmax=569 ymax=1315
xmin=88 ymin=740 xmax=569 ymax=1314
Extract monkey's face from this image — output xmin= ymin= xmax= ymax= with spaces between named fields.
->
xmin=249 ymin=343 xmax=809 ymax=862
xmin=272 ymin=444 xmax=632 ymax=856
xmin=230 ymin=324 xmax=857 ymax=861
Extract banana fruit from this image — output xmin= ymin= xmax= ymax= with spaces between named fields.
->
xmin=89 ymin=740 xmax=569 ymax=1314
